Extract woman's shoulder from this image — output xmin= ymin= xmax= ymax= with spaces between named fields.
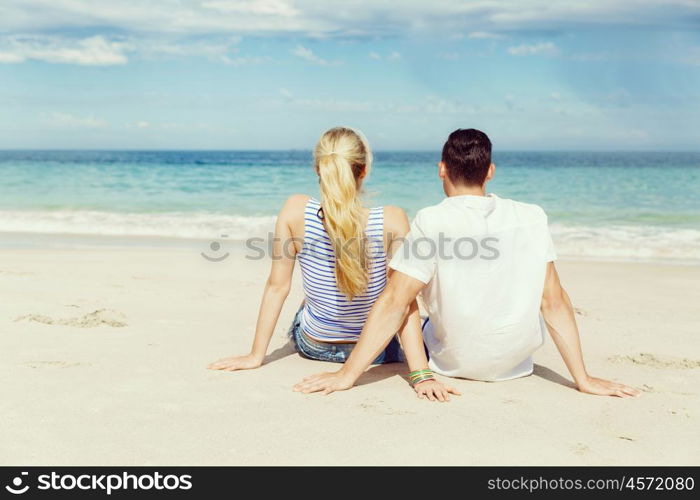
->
xmin=278 ymin=194 xmax=312 ymax=220
xmin=380 ymin=205 xmax=410 ymax=236
xmin=284 ymin=193 xmax=313 ymax=207
xmin=381 ymin=204 xmax=408 ymax=219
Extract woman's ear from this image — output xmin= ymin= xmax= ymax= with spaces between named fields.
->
xmin=358 ymin=166 xmax=367 ymax=179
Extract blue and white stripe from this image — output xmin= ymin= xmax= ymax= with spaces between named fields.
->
xmin=298 ymin=198 xmax=386 ymax=342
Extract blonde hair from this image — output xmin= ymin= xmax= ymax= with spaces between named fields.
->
xmin=314 ymin=127 xmax=373 ymax=300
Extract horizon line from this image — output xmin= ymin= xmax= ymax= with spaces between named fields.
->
xmin=1 ymin=148 xmax=699 ymax=154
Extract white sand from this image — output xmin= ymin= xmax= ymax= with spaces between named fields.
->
xmin=1 ymin=245 xmax=698 ymax=465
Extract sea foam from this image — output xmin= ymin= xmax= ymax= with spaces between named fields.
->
xmin=0 ymin=210 xmax=698 ymax=263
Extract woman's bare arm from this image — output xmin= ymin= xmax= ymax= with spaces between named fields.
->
xmin=208 ymin=195 xmax=303 ymax=371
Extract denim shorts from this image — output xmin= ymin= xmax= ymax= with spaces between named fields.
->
xmin=287 ymin=307 xmax=402 ymax=364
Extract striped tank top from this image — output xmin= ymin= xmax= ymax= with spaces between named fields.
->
xmin=298 ymin=198 xmax=387 ymax=342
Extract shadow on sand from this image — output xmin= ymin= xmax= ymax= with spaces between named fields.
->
xmin=532 ymin=363 xmax=576 ymax=389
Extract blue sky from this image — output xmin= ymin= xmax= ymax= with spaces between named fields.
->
xmin=1 ymin=0 xmax=699 ymax=150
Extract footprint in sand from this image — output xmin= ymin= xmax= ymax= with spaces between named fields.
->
xmin=571 ymin=443 xmax=590 ymax=456
xmin=667 ymin=408 xmax=691 ymax=418
xmin=23 ymin=361 xmax=91 ymax=369
xmin=608 ymin=353 xmax=700 ymax=370
xmin=573 ymin=307 xmax=587 ymax=316
xmin=358 ymin=399 xmax=416 ymax=416
xmin=0 ymin=269 xmax=33 ymax=276
xmin=15 ymin=309 xmax=127 ymax=328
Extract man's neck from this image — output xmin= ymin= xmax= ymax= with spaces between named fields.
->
xmin=445 ymin=183 xmax=486 ymax=197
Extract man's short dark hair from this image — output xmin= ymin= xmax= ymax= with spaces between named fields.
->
xmin=441 ymin=128 xmax=492 ymax=186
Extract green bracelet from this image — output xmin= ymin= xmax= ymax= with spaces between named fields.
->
xmin=411 ymin=375 xmax=436 ymax=386
xmin=409 ymin=368 xmax=432 ymax=378
xmin=409 ymin=368 xmax=435 ymax=385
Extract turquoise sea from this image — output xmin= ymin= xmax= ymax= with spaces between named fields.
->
xmin=0 ymin=150 xmax=698 ymax=262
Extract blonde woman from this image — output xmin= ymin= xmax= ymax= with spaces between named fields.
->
xmin=208 ymin=127 xmax=459 ymax=401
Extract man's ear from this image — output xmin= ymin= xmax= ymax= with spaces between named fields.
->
xmin=485 ymin=162 xmax=496 ymax=182
xmin=438 ymin=161 xmax=448 ymax=180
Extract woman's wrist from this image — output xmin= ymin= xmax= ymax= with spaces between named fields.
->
xmin=338 ymin=365 xmax=363 ymax=384
xmin=249 ymin=350 xmax=265 ymax=364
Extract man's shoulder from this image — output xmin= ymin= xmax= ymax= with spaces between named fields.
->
xmin=413 ymin=202 xmax=451 ymax=224
xmin=494 ymin=195 xmax=548 ymax=221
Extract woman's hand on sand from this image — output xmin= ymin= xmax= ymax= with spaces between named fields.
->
xmin=293 ymin=370 xmax=356 ymax=395
xmin=414 ymin=379 xmax=461 ymax=402
xmin=577 ymin=376 xmax=641 ymax=398
xmin=207 ymin=353 xmax=263 ymax=371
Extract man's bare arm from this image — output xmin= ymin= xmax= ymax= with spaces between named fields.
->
xmin=293 ymin=272 xmax=425 ymax=394
xmin=541 ymin=262 xmax=640 ymax=398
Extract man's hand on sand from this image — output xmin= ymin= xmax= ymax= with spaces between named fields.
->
xmin=293 ymin=370 xmax=355 ymax=395
xmin=577 ymin=375 xmax=641 ymax=398
xmin=207 ymin=353 xmax=262 ymax=371
xmin=294 ymin=370 xmax=462 ymax=403
xmin=414 ymin=379 xmax=461 ymax=402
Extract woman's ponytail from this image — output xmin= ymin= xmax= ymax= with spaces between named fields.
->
xmin=314 ymin=128 xmax=373 ymax=300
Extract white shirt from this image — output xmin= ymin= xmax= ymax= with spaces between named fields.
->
xmin=389 ymin=194 xmax=557 ymax=381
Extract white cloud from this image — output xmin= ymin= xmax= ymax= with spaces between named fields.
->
xmin=221 ymin=55 xmax=269 ymax=66
xmin=550 ymin=91 xmax=562 ymax=101
xmin=468 ymin=31 xmax=504 ymax=39
xmin=570 ymin=52 xmax=608 ymax=62
xmin=0 ymin=33 xmax=264 ymax=66
xmin=437 ymin=52 xmax=460 ymax=61
xmin=368 ymin=51 xmax=400 ymax=61
xmin=290 ymin=98 xmax=376 ymax=112
xmin=0 ymin=52 xmax=24 ymax=63
xmin=680 ymin=47 xmax=700 ymax=66
xmin=201 ymin=0 xmax=298 ymax=17
xmin=0 ymin=35 xmax=128 ymax=65
xmin=423 ymin=96 xmax=475 ymax=115
xmin=135 ymin=36 xmax=241 ymax=60
xmin=291 ymin=44 xmax=333 ymax=65
xmin=505 ymin=93 xmax=516 ymax=111
xmin=269 ymin=92 xmax=479 ymax=116
xmin=507 ymin=42 xmax=559 ymax=56
xmin=123 ymin=120 xmax=231 ymax=134
xmin=603 ymin=88 xmax=632 ymax=108
xmin=125 ymin=120 xmax=224 ymax=132
xmin=41 ymin=112 xmax=108 ymax=128
xmin=617 ymin=128 xmax=650 ymax=140
xmin=0 ymin=0 xmax=697 ymax=70
xmin=1 ymin=1 xmax=696 ymax=38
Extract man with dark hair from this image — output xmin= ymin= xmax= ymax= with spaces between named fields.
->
xmin=441 ymin=128 xmax=492 ymax=186
xmin=295 ymin=128 xmax=639 ymax=400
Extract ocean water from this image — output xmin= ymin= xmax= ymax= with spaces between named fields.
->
xmin=0 ymin=150 xmax=698 ymax=262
